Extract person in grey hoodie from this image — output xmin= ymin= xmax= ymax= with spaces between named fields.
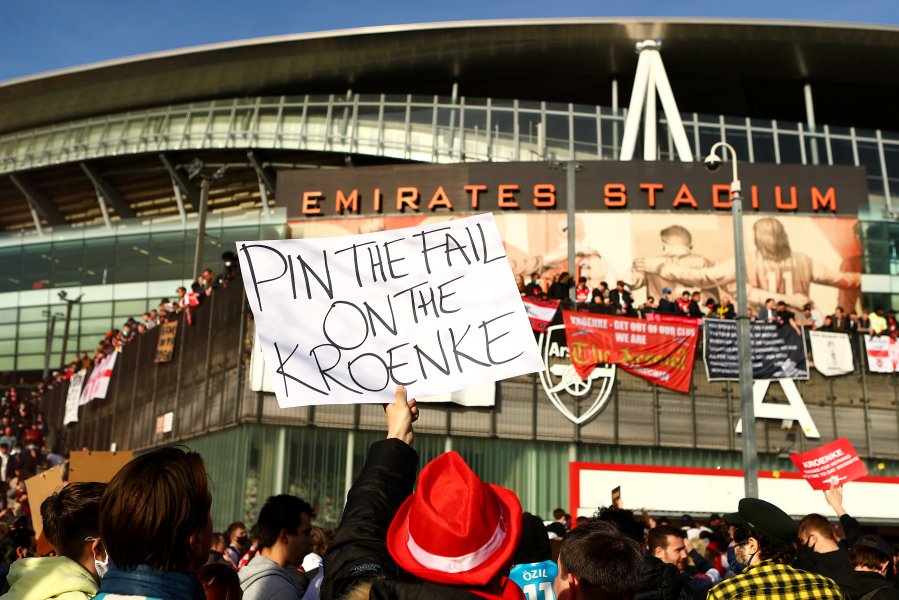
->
xmin=240 ymin=494 xmax=315 ymax=600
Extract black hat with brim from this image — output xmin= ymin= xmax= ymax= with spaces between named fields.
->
xmin=853 ymin=534 xmax=893 ymax=560
xmin=723 ymin=498 xmax=798 ymax=544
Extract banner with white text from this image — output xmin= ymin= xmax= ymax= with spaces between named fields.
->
xmin=704 ymin=320 xmax=809 ymax=381
xmin=238 ymin=213 xmax=543 ymax=408
xmin=561 ymin=310 xmax=699 ymax=393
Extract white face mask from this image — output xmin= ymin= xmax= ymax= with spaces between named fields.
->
xmin=94 ymin=555 xmax=109 ymax=579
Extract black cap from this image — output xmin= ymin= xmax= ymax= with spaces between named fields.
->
xmin=723 ymin=498 xmax=798 ymax=544
xmin=853 ymin=535 xmax=892 ymax=560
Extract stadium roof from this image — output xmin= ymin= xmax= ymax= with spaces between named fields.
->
xmin=3 ymin=18 xmax=899 ymax=135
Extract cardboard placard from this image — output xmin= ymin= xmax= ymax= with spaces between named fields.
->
xmin=24 ymin=465 xmax=64 ymax=553
xmin=790 ymin=437 xmax=868 ymax=490
xmin=68 ymin=450 xmax=133 ymax=483
xmin=238 ymin=212 xmax=543 ymax=408
xmin=154 ymin=320 xmax=179 ymax=363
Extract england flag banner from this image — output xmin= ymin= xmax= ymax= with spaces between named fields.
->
xmin=238 ymin=213 xmax=544 ymax=408
xmin=79 ymin=352 xmax=118 ymax=406
xmin=865 ymin=335 xmax=899 ymax=373
xmin=808 ymin=331 xmax=855 ymax=376
xmin=64 ymin=369 xmax=87 ymax=425
xmin=522 ymin=297 xmax=560 ymax=333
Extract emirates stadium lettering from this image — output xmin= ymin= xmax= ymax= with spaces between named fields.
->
xmin=297 ymin=181 xmax=838 ymax=215
xmin=277 ymin=160 xmax=867 ymax=218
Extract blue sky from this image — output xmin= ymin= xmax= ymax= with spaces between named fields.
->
xmin=2 ymin=0 xmax=897 ymax=82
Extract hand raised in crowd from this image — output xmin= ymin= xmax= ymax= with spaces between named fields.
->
xmin=385 ymin=385 xmax=418 ymax=445
xmin=824 ymin=482 xmax=847 ymax=516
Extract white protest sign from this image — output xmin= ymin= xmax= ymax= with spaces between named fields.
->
xmin=238 ymin=213 xmax=544 ymax=408
xmin=64 ymin=369 xmax=86 ymax=425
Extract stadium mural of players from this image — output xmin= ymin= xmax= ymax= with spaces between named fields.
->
xmin=293 ymin=212 xmax=861 ymax=315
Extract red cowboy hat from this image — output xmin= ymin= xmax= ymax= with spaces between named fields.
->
xmin=387 ymin=451 xmax=522 ymax=586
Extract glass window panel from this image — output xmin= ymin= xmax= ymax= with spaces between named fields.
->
xmin=544 ymin=113 xmax=569 ymax=161
xmin=751 ymin=131 xmax=777 ymax=164
xmin=80 ymin=302 xmax=113 ymax=318
xmin=18 ymin=339 xmax=47 ymax=354
xmin=115 ymin=235 xmax=151 ymax=284
xmin=0 ymin=245 xmax=22 ymax=292
xmin=0 ymin=339 xmax=14 ymax=355
xmin=857 ymin=142 xmax=884 ymax=194
xmin=863 ymin=222 xmax=891 ymax=275
xmin=17 ymin=355 xmax=43 ymax=370
xmin=0 ymin=308 xmax=15 ymax=322
xmin=697 ymin=125 xmax=722 ymax=161
xmin=724 ymin=129 xmax=749 ymax=165
xmin=882 ymin=144 xmax=899 ymax=186
xmin=19 ymin=306 xmax=47 ymax=321
xmin=829 ymin=137 xmax=856 ymax=166
xmin=777 ymin=129 xmax=803 ymax=164
xmin=51 ymin=239 xmax=85 ymax=287
xmin=573 ymin=116 xmax=598 ymax=159
xmin=0 ymin=357 xmax=13 ymax=371
xmin=21 ymin=243 xmax=52 ymax=289
xmin=0 ymin=324 xmax=17 ymax=339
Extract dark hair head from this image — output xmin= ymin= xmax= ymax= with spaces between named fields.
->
xmin=100 ymin=447 xmax=211 ymax=572
xmin=196 ymin=562 xmax=242 ymax=600
xmin=798 ymin=513 xmax=833 ymax=540
xmin=225 ymin=522 xmax=246 ymax=542
xmin=256 ymin=495 xmax=315 ymax=549
xmin=0 ymin=529 xmax=34 ymax=564
xmin=731 ymin=524 xmax=795 ymax=565
xmin=41 ymin=482 xmax=105 ymax=559
xmin=850 ymin=545 xmax=889 ymax=571
xmin=558 ymin=521 xmax=643 ymax=597
xmin=552 ymin=508 xmax=566 ymax=520
xmin=515 ymin=513 xmax=552 ymax=564
xmin=647 ymin=525 xmax=683 ymax=554
xmin=593 ymin=506 xmax=645 ymax=544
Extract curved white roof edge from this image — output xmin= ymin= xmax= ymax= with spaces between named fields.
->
xmin=2 ymin=16 xmax=898 ymax=88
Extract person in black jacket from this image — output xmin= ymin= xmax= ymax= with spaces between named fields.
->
xmin=321 ymin=387 xmax=525 ymax=600
xmin=849 ymin=536 xmax=899 ymax=600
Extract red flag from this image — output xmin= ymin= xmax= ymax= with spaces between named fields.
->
xmin=522 ymin=297 xmax=560 ymax=333
xmin=562 ymin=310 xmax=699 ymax=393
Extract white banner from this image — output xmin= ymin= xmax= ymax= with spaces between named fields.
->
xmin=808 ymin=331 xmax=855 ymax=376
xmin=64 ymin=369 xmax=86 ymax=425
xmin=864 ymin=335 xmax=899 ymax=373
xmin=79 ymin=352 xmax=118 ymax=406
xmin=238 ymin=213 xmax=543 ymax=408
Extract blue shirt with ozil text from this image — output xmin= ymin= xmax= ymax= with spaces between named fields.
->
xmin=509 ymin=560 xmax=558 ymax=600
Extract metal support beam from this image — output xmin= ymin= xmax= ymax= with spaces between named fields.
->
xmin=80 ymin=162 xmax=136 ymax=219
xmin=170 ymin=177 xmax=187 ymax=224
xmin=247 ymin=150 xmax=276 ymax=208
xmin=159 ymin=153 xmax=200 ymax=208
xmin=9 ymin=173 xmax=66 ymax=226
xmin=95 ymin=191 xmax=112 ymax=229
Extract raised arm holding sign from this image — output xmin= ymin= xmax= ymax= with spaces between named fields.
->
xmin=239 ymin=213 xmax=543 ymax=408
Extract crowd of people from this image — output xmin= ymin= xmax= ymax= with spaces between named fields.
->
xmin=518 ymin=271 xmax=896 ymax=338
xmin=0 ymin=388 xmax=895 ymax=600
xmin=34 ymin=252 xmax=240 ymax=405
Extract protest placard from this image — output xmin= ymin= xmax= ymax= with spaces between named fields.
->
xmin=705 ymin=320 xmax=808 ymax=381
xmin=64 ymin=369 xmax=86 ymax=425
xmin=69 ymin=450 xmax=133 ymax=483
xmin=561 ymin=310 xmax=699 ymax=393
xmin=24 ymin=466 xmax=64 ymax=554
xmin=238 ymin=213 xmax=543 ymax=407
xmin=154 ymin=320 xmax=179 ymax=363
xmin=808 ymin=331 xmax=854 ymax=376
xmin=790 ymin=437 xmax=868 ymax=490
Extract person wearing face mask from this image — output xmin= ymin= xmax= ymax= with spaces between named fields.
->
xmin=708 ymin=498 xmax=842 ymax=600
xmin=2 ymin=482 xmax=108 ymax=599
xmin=795 ymin=513 xmax=864 ymax=599
xmin=224 ymin=522 xmax=250 ymax=569
xmin=524 ymin=272 xmax=545 ymax=299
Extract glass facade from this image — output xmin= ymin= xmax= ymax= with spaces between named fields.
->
xmin=0 ymin=209 xmax=286 ymax=373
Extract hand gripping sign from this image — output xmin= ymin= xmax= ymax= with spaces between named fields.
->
xmin=790 ymin=437 xmax=868 ymax=490
xmin=238 ymin=213 xmax=544 ymax=408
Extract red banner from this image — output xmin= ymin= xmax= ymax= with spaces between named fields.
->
xmin=790 ymin=437 xmax=868 ymax=490
xmin=562 ymin=310 xmax=699 ymax=393
xmin=522 ymin=297 xmax=560 ymax=333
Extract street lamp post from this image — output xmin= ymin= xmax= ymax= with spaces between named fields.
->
xmin=42 ymin=310 xmax=64 ymax=381
xmin=704 ymin=141 xmax=758 ymax=498
xmin=58 ymin=290 xmax=84 ymax=368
